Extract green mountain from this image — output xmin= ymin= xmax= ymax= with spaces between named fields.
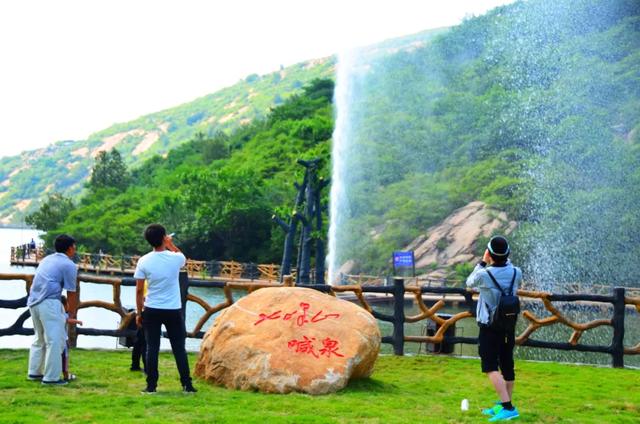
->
xmin=13 ymin=28 xmax=445 ymax=246
xmin=0 ymin=27 xmax=448 ymax=227
xmin=0 ymin=57 xmax=335 ymax=225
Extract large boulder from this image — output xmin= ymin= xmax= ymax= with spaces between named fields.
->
xmin=195 ymin=287 xmax=380 ymax=395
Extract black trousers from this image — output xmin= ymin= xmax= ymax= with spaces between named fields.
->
xmin=478 ymin=324 xmax=516 ymax=381
xmin=142 ymin=307 xmax=192 ymax=389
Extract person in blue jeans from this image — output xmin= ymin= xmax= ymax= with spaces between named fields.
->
xmin=466 ymin=235 xmax=522 ymax=421
xmin=134 ymin=224 xmax=196 ymax=394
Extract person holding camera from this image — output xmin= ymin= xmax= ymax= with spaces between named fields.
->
xmin=134 ymin=224 xmax=196 ymax=394
xmin=466 ymin=235 xmax=522 ymax=422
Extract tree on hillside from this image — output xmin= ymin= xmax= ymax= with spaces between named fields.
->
xmin=304 ymin=78 xmax=334 ymax=101
xmin=181 ymin=167 xmax=271 ymax=261
xmin=195 ymin=131 xmax=230 ymax=164
xmin=25 ymin=192 xmax=75 ymax=232
xmin=88 ymin=149 xmax=130 ymax=192
xmin=268 ymin=78 xmax=335 ymax=123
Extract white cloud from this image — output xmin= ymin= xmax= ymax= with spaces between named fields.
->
xmin=0 ymin=0 xmax=514 ymax=158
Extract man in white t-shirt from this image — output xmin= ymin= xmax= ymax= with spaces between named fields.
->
xmin=134 ymin=224 xmax=196 ymax=394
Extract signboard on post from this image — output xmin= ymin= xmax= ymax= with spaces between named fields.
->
xmin=392 ymin=251 xmax=415 ymax=277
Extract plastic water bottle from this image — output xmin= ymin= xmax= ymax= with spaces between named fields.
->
xmin=461 ymin=399 xmax=469 ymax=411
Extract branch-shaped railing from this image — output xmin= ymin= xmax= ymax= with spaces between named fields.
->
xmin=1 ymin=273 xmax=638 ymax=367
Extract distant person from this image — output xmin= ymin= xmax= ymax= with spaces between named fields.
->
xmin=134 ymin=224 xmax=196 ymax=394
xmin=61 ymin=295 xmax=83 ymax=381
xmin=27 ymin=234 xmax=78 ymax=385
xmin=466 ymin=235 xmax=522 ymax=422
xmin=28 ymin=238 xmax=36 ymax=258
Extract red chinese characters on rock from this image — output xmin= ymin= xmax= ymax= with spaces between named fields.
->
xmin=254 ymin=302 xmax=345 ymax=360
xmin=253 ymin=302 xmax=341 ymax=327
xmin=288 ymin=336 xmax=345 ymax=359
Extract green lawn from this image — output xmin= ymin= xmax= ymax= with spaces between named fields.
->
xmin=0 ymin=349 xmax=638 ymax=423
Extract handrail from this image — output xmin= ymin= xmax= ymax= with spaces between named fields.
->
xmin=12 ymin=246 xmax=640 ymax=297
xmin=10 ymin=248 xmax=285 ymax=282
xmin=1 ymin=271 xmax=638 ymax=367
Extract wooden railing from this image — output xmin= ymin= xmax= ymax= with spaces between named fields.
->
xmin=1 ymin=272 xmax=638 ymax=367
xmin=10 ymin=248 xmax=287 ymax=283
xmin=9 ymin=246 xmax=44 ymax=264
xmin=11 ymin=247 xmax=640 ymax=299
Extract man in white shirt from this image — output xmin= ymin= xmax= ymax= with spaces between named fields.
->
xmin=134 ymin=224 xmax=196 ymax=394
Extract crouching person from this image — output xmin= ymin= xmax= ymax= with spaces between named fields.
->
xmin=466 ymin=235 xmax=522 ymax=421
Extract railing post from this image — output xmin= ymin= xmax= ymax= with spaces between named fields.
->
xmin=179 ymin=271 xmax=189 ymax=321
xmin=611 ymin=287 xmax=625 ymax=368
xmin=68 ymin=275 xmax=80 ymax=348
xmin=392 ymin=277 xmax=405 ymax=356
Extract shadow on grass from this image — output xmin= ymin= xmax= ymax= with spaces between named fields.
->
xmin=343 ymin=377 xmax=397 ymax=393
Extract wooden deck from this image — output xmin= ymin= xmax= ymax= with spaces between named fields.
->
xmin=10 ymin=247 xmax=283 ymax=282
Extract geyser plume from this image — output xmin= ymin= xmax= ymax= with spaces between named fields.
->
xmin=327 ymin=0 xmax=640 ymax=290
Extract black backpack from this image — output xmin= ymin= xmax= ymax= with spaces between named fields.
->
xmin=486 ymin=269 xmax=520 ymax=332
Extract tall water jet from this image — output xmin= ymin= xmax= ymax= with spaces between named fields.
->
xmin=327 ymin=52 xmax=347 ymax=283
xmin=328 ymin=49 xmax=359 ymax=284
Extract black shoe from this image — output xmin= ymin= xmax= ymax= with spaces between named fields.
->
xmin=41 ymin=379 xmax=68 ymax=386
xmin=27 ymin=374 xmax=43 ymax=381
xmin=182 ymin=384 xmax=197 ymax=393
xmin=130 ymin=366 xmax=142 ymax=371
xmin=140 ymin=386 xmax=156 ymax=394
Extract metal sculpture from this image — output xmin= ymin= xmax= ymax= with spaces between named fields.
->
xmin=273 ymin=159 xmax=329 ymax=285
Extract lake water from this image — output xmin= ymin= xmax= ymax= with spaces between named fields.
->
xmin=0 ymin=228 xmax=44 ymax=349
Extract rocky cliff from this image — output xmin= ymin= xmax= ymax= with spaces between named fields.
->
xmin=404 ymin=201 xmax=517 ymax=278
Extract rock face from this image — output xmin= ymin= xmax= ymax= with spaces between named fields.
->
xmin=405 ymin=201 xmax=517 ymax=270
xmin=195 ymin=287 xmax=380 ymax=395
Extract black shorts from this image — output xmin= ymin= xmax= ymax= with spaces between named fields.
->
xmin=478 ymin=324 xmax=516 ymax=381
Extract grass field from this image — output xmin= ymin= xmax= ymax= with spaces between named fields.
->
xmin=0 ymin=349 xmax=638 ymax=423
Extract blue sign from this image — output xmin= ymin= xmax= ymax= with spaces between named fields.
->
xmin=393 ymin=251 xmax=414 ymax=268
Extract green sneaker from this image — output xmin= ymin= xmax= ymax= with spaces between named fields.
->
xmin=489 ymin=407 xmax=519 ymax=421
xmin=482 ymin=402 xmax=503 ymax=416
